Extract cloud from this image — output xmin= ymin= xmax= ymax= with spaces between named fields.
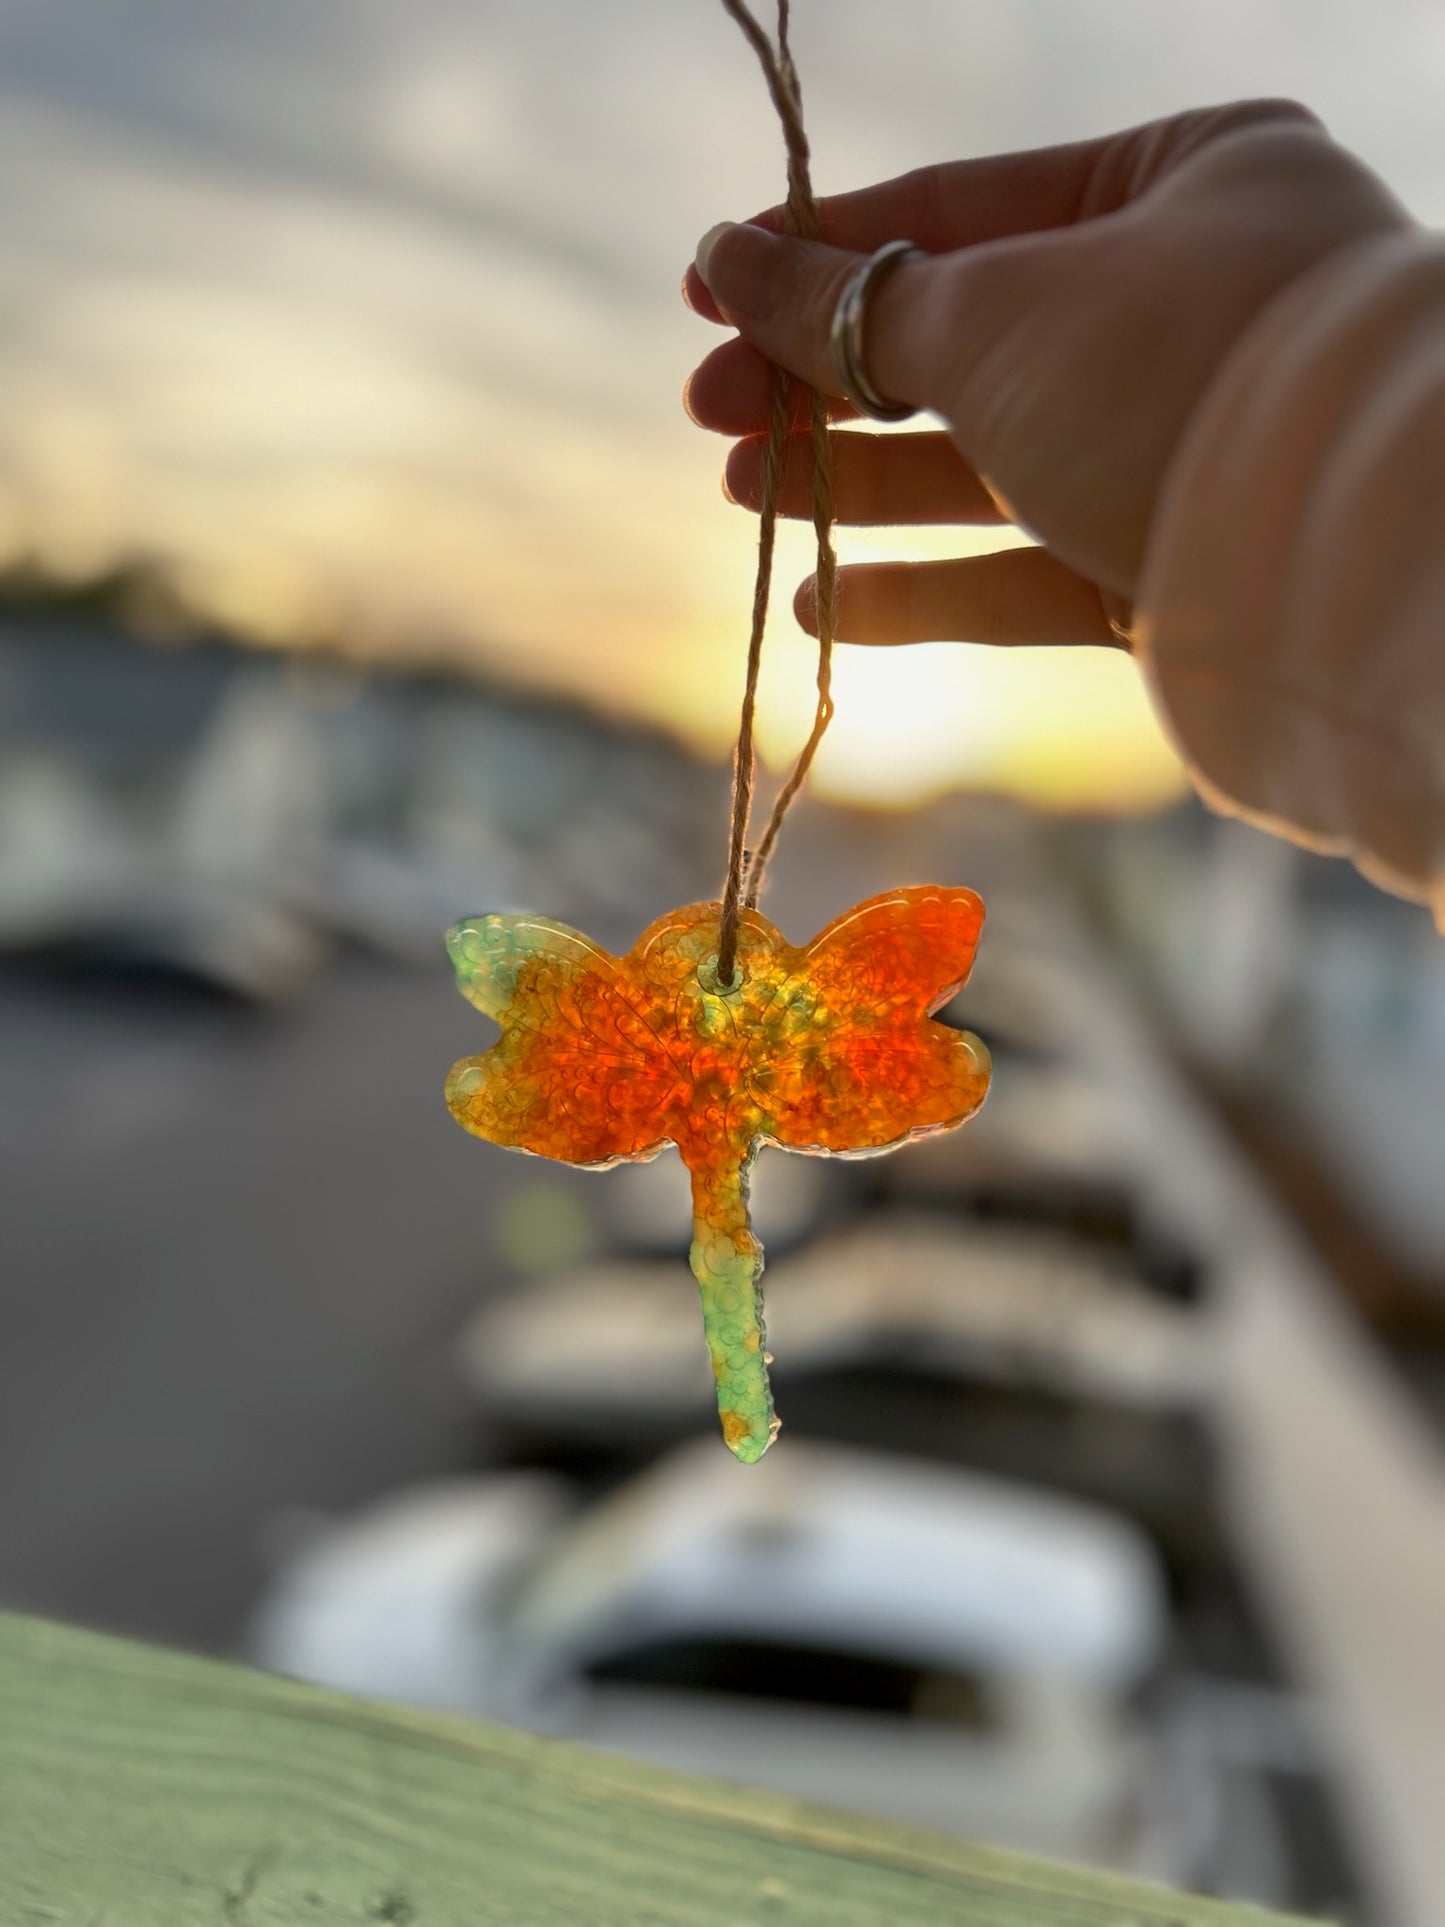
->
xmin=0 ymin=0 xmax=1439 ymax=807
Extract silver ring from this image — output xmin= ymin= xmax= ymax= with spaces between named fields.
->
xmin=829 ymin=239 xmax=925 ymax=422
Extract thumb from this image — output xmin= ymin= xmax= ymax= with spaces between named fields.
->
xmin=694 ymin=221 xmax=951 ymax=414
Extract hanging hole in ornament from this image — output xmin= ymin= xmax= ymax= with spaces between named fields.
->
xmin=698 ymin=953 xmax=742 ymax=998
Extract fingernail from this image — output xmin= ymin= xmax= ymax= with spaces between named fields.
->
xmin=694 ymin=221 xmax=782 ymax=322
xmin=682 ymin=368 xmax=723 ymax=430
xmin=794 ymin=575 xmax=819 ymax=633
xmin=694 ymin=222 xmax=737 ymax=287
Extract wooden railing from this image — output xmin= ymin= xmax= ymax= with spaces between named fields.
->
xmin=0 ymin=1612 xmax=1314 ymax=1925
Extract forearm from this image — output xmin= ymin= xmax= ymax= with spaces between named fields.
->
xmin=1136 ymin=228 xmax=1445 ymax=926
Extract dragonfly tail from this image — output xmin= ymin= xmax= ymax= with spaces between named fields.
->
xmin=687 ymin=1155 xmax=778 ymax=1464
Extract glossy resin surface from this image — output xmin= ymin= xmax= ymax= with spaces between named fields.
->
xmin=446 ymin=886 xmax=990 ymax=1461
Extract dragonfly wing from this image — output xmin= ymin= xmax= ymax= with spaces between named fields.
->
xmin=764 ymin=886 xmax=991 ymax=1156
xmin=446 ymin=914 xmax=685 ymax=1165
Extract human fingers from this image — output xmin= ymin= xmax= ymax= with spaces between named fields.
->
xmin=682 ymin=99 xmax=1323 ymax=321
xmin=725 ymin=430 xmax=1004 ymax=526
xmin=693 ymin=223 xmax=948 ymax=415
xmin=795 ymin=547 xmax=1123 ymax=649
xmin=694 ymin=125 xmax=1391 ymax=595
xmin=685 ymin=335 xmax=860 ymax=435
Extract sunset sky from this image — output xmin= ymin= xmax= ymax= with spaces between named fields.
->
xmin=1 ymin=1 xmax=1442 ymax=808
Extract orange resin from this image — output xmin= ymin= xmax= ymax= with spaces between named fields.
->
xmin=446 ymin=885 xmax=990 ymax=1460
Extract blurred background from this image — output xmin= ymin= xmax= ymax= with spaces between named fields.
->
xmin=1 ymin=3 xmax=1443 ymax=1923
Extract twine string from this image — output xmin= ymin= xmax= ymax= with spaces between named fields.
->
xmin=715 ymin=0 xmax=838 ymax=986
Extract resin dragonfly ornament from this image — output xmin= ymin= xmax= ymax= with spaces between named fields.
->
xmin=447 ymin=2 xmax=991 ymax=1462
xmin=445 ymin=885 xmax=990 ymax=1462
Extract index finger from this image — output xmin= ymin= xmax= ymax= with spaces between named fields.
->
xmin=683 ymin=149 xmax=1091 ymax=322
xmin=683 ymin=99 xmax=1322 ymax=320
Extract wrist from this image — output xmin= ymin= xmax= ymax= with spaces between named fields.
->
xmin=1134 ymin=226 xmax=1445 ymax=918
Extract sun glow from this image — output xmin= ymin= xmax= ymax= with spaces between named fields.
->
xmin=0 ymin=87 xmax=1188 ymax=821
xmin=743 ymin=519 xmax=1185 ymax=814
xmin=760 ymin=637 xmax=1183 ymax=813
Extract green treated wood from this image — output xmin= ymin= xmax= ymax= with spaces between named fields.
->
xmin=0 ymin=1612 xmax=1310 ymax=1926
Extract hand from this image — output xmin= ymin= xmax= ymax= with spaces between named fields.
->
xmin=683 ymin=101 xmax=1407 ymax=651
